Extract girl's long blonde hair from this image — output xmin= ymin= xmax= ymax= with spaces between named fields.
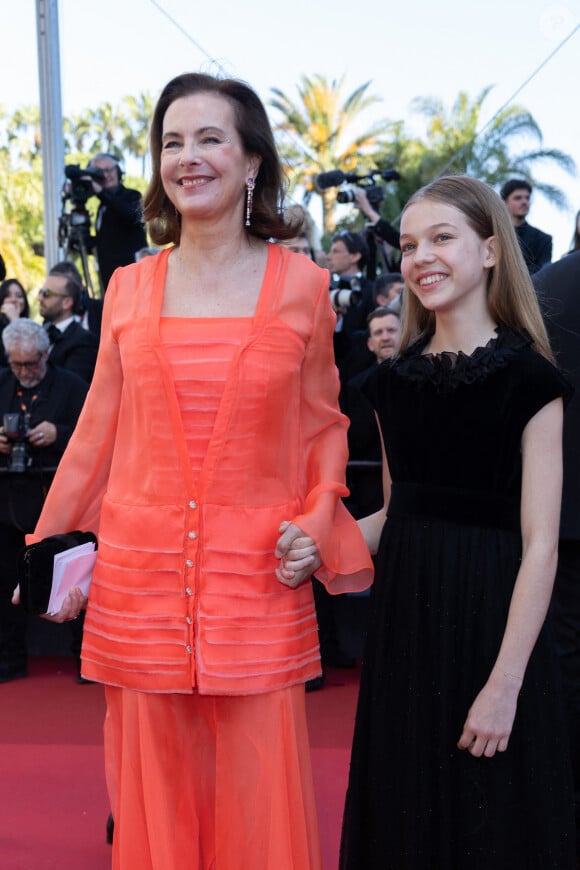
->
xmin=399 ymin=176 xmax=554 ymax=362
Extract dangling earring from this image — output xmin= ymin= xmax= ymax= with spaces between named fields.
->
xmin=245 ymin=177 xmax=255 ymax=227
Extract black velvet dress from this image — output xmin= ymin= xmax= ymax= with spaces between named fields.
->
xmin=340 ymin=325 xmax=576 ymax=869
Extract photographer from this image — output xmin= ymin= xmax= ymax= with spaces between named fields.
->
xmin=353 ymin=187 xmax=401 ymax=272
xmin=328 ymin=230 xmax=376 ymax=383
xmin=0 ymin=320 xmax=88 ymax=682
xmin=85 ymin=153 xmax=147 ymax=292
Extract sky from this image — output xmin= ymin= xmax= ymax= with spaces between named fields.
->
xmin=2 ymin=0 xmax=580 ymax=257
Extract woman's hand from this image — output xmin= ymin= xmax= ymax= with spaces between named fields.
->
xmin=275 ymin=521 xmax=321 ymax=589
xmin=12 ymin=584 xmax=87 ymax=622
xmin=43 ymin=587 xmax=88 ymax=623
xmin=1 ymin=299 xmax=21 ymax=322
xmin=457 ymin=672 xmax=521 ymax=757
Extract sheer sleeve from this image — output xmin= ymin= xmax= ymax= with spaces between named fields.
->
xmin=291 ymin=280 xmax=373 ymax=594
xmin=26 ymin=273 xmax=123 ymax=544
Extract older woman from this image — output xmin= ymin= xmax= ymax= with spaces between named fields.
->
xmin=27 ymin=73 xmax=373 ymax=869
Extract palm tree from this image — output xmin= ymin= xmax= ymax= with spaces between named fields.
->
xmin=270 ymin=75 xmax=392 ymax=233
xmin=89 ymin=101 xmax=124 ymax=155
xmin=6 ymin=105 xmax=42 ymax=164
xmin=408 ymin=86 xmax=575 ymax=207
xmin=121 ymin=92 xmax=155 ymax=175
xmin=64 ymin=109 xmax=95 ymax=155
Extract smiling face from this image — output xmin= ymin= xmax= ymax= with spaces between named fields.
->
xmin=160 ymin=92 xmax=260 ymax=229
xmin=400 ymin=199 xmax=496 ymax=319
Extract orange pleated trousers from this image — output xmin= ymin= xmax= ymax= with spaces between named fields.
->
xmin=104 ymin=684 xmax=323 ymax=870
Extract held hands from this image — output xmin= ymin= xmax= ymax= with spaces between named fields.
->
xmin=275 ymin=521 xmax=321 ymax=589
xmin=457 ymin=670 xmax=521 ymax=758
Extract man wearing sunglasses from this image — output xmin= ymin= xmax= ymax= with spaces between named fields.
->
xmin=39 ymin=269 xmax=98 ymax=384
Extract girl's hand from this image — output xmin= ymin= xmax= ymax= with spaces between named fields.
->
xmin=457 ymin=673 xmax=520 ymax=757
xmin=275 ymin=521 xmax=321 ymax=589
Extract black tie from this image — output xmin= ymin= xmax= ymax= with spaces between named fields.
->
xmin=46 ymin=324 xmax=62 ymax=345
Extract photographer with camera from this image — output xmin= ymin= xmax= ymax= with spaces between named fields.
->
xmin=328 ymin=230 xmax=377 ymax=384
xmin=0 ymin=320 xmax=88 ymax=683
xmin=84 ymin=153 xmax=147 ymax=293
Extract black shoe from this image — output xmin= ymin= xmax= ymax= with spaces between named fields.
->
xmin=106 ymin=812 xmax=114 ymax=845
xmin=306 ymin=672 xmax=325 ymax=692
xmin=323 ymin=649 xmax=357 ymax=669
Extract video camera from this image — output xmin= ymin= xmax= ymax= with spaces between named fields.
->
xmin=57 ymin=164 xmax=105 ymax=279
xmin=315 ymin=168 xmax=400 ymax=211
xmin=63 ymin=164 xmax=106 ymax=206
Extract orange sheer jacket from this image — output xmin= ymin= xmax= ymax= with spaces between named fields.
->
xmin=30 ymin=244 xmax=374 ymax=693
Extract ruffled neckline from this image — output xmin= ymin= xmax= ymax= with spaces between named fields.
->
xmin=392 ymin=324 xmax=531 ymax=391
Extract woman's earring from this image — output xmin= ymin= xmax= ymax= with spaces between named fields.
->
xmin=245 ymin=178 xmax=255 ymax=227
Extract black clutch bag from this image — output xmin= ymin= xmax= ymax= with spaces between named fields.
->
xmin=18 ymin=531 xmax=98 ymax=615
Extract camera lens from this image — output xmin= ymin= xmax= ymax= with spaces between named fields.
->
xmin=337 ymin=189 xmax=355 ymax=204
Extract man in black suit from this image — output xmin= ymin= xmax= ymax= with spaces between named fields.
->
xmin=501 ymin=178 xmax=552 ymax=274
xmin=534 ymin=251 xmax=580 ymax=859
xmin=0 ymin=320 xmax=88 ymax=682
xmin=39 ymin=269 xmax=98 ymax=383
xmin=48 ymin=260 xmax=103 ymax=342
xmin=87 ymin=153 xmax=147 ymax=293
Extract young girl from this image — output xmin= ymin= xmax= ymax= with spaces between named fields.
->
xmin=340 ymin=176 xmax=576 ymax=869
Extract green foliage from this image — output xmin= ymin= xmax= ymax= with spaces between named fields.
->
xmin=273 ymin=82 xmax=576 ymax=236
xmin=270 ymin=75 xmax=393 ymax=233
xmin=1 ymin=82 xmax=575 ymax=292
xmin=1 ymin=92 xmax=155 ymax=295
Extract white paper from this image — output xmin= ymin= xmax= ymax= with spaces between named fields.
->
xmin=47 ymin=542 xmax=97 ymax=615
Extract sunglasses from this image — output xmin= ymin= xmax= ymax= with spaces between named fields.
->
xmin=38 ymin=288 xmax=69 ymax=299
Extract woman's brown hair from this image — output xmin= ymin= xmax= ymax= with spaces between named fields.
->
xmin=143 ymin=72 xmax=300 ymax=245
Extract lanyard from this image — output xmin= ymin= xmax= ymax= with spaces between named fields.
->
xmin=15 ymin=387 xmax=39 ymax=429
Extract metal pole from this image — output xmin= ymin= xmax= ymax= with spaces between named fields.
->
xmin=36 ymin=0 xmax=64 ymax=269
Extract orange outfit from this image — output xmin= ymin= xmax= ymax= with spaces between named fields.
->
xmin=31 ymin=244 xmax=373 ymax=694
xmin=31 ymin=243 xmax=372 ymax=868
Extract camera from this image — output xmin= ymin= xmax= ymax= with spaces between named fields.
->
xmin=3 ymin=412 xmax=31 ymax=473
xmin=63 ymin=164 xmax=106 ymax=206
xmin=329 ymin=276 xmax=362 ymax=312
xmin=58 ymin=164 xmax=105 ymax=268
xmin=337 ymin=184 xmax=385 ymax=210
xmin=315 ymin=167 xmax=400 ymax=214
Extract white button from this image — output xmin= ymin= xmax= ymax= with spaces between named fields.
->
xmin=186 ymin=617 xmax=192 ymax=625
xmin=188 ymin=531 xmax=197 ymax=539
xmin=186 ymin=645 xmax=192 ymax=654
xmin=185 ymin=560 xmax=193 ymax=568
xmin=189 ymin=501 xmax=197 ymax=509
xmin=185 ymin=587 xmax=193 ymax=596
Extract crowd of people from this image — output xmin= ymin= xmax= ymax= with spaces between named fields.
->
xmin=0 ymin=70 xmax=579 ymax=869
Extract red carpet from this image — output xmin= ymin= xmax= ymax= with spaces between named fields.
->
xmin=0 ymin=658 xmax=359 ymax=869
